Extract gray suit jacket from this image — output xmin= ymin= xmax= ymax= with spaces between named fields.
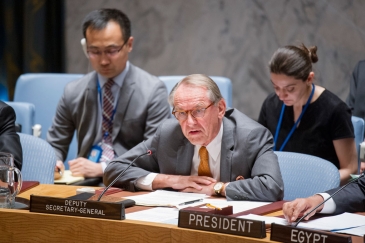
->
xmin=104 ymin=108 xmax=284 ymax=202
xmin=47 ymin=63 xmax=171 ymax=161
xmin=347 ymin=60 xmax=365 ymax=122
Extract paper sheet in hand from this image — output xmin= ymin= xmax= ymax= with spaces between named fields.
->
xmin=125 ymin=190 xmax=206 ymax=207
xmin=54 ymin=170 xmax=85 ymax=184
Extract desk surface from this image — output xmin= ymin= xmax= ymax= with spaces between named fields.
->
xmin=0 ymin=184 xmax=361 ymax=243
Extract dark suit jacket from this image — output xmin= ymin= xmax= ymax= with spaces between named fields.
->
xmin=0 ymin=101 xmax=22 ymax=169
xmin=104 ymin=108 xmax=284 ymax=202
xmin=47 ymin=63 xmax=171 ymax=161
xmin=327 ymin=176 xmax=365 ymax=214
xmin=347 ymin=60 xmax=365 ymax=123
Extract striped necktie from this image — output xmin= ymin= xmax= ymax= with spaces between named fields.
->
xmin=100 ymin=79 xmax=115 ymax=162
xmin=198 ymin=146 xmax=212 ymax=177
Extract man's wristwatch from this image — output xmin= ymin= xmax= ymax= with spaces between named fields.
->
xmin=213 ymin=182 xmax=224 ymax=196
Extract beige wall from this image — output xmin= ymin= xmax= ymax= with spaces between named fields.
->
xmin=65 ymin=0 xmax=365 ymax=119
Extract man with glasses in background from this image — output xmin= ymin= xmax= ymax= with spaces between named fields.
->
xmin=48 ymin=9 xmax=170 ymax=180
xmin=104 ymin=74 xmax=284 ymax=201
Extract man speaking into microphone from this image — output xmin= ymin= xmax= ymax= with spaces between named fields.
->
xmin=104 ymin=74 xmax=284 ymax=201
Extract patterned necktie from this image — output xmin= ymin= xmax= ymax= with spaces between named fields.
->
xmin=100 ymin=79 xmax=115 ymax=162
xmin=198 ymin=146 xmax=212 ymax=177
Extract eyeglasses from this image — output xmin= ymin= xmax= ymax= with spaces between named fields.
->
xmin=87 ymin=42 xmax=127 ymax=59
xmin=172 ymin=102 xmax=214 ymax=121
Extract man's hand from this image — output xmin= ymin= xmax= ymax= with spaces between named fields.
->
xmin=360 ymin=161 xmax=365 ymax=173
xmin=282 ymin=195 xmax=324 ymax=223
xmin=152 ymin=174 xmax=216 ymax=192
xmin=68 ymin=157 xmax=103 ymax=177
xmin=180 ymin=182 xmax=216 ymax=196
xmin=54 ymin=160 xmax=65 ymax=180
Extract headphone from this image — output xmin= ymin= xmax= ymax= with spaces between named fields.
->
xmin=81 ymin=38 xmax=88 ymax=58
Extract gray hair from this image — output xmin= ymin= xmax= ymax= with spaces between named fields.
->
xmin=168 ymin=74 xmax=223 ymax=107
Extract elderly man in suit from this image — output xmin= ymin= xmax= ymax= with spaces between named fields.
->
xmin=0 ymin=101 xmax=22 ymax=170
xmin=104 ymin=74 xmax=284 ymax=201
xmin=47 ymin=9 xmax=170 ymax=179
xmin=283 ymin=175 xmax=365 ymax=223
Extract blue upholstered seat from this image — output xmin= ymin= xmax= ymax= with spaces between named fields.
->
xmin=5 ymin=101 xmax=35 ymax=135
xmin=14 ymin=73 xmax=84 ymax=165
xmin=351 ymin=116 xmax=364 ymax=173
xmin=158 ymin=76 xmax=233 ymax=107
xmin=18 ymin=133 xmax=57 ymax=184
xmin=274 ymin=151 xmax=340 ymax=201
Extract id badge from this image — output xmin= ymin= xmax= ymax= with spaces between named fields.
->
xmin=88 ymin=145 xmax=102 ymax=162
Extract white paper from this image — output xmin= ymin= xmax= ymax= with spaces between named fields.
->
xmin=126 ymin=207 xmax=179 ymax=224
xmin=334 ymin=225 xmax=365 ymax=237
xmin=237 ymin=214 xmax=289 ymax=225
xmin=125 ymin=190 xmax=207 ymax=207
xmin=202 ymin=199 xmax=270 ymax=214
xmin=297 ymin=213 xmax=365 ymax=231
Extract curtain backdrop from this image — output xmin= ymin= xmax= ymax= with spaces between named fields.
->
xmin=0 ymin=0 xmax=64 ymax=100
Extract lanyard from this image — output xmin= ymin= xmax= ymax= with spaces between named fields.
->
xmin=274 ymin=84 xmax=315 ymax=151
xmin=97 ymin=79 xmax=117 ymax=139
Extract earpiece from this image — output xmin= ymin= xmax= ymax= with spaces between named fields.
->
xmin=81 ymin=38 xmax=88 ymax=58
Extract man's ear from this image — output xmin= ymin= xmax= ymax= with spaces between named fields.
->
xmin=81 ymin=38 xmax=88 ymax=58
xmin=218 ymin=98 xmax=227 ymax=118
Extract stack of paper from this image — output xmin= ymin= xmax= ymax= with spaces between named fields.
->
xmin=54 ymin=170 xmax=84 ymax=184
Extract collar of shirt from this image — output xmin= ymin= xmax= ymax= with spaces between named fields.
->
xmin=191 ymin=123 xmax=224 ymax=180
xmin=97 ymin=61 xmax=130 ymax=90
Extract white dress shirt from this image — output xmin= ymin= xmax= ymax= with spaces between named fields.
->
xmin=136 ymin=123 xmax=224 ymax=190
xmin=317 ymin=193 xmax=336 ymax=214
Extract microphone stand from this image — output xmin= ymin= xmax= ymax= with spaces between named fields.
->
xmin=97 ymin=150 xmax=153 ymax=201
xmin=294 ymin=172 xmax=365 ymax=227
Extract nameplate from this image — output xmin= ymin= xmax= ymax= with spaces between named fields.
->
xmin=178 ymin=210 xmax=266 ymax=238
xmin=30 ymin=195 xmax=125 ymax=220
xmin=270 ymin=223 xmax=352 ymax=243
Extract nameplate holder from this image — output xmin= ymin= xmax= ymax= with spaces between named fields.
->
xmin=270 ymin=223 xmax=352 ymax=243
xmin=30 ymin=195 xmax=127 ymax=220
xmin=178 ymin=206 xmax=266 ymax=238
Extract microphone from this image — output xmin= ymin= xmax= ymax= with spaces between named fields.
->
xmin=294 ymin=172 xmax=365 ymax=227
xmin=97 ymin=148 xmax=156 ymax=201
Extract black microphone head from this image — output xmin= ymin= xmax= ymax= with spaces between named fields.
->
xmin=147 ymin=148 xmax=156 ymax=155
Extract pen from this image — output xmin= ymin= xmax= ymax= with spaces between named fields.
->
xmin=178 ymin=199 xmax=203 ymax=206
xmin=58 ymin=168 xmax=63 ymax=176
xmin=205 ymin=203 xmax=222 ymax=210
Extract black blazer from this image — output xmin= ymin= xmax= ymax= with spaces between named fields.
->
xmin=0 ymin=101 xmax=22 ymax=169
xmin=326 ymin=176 xmax=365 ymax=214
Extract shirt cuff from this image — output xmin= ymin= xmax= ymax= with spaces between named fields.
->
xmin=317 ymin=193 xmax=336 ymax=214
xmin=101 ymin=162 xmax=107 ymax=172
xmin=135 ymin=173 xmax=158 ymax=191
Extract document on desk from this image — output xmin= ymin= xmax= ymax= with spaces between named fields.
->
xmin=54 ymin=170 xmax=84 ymax=184
xmin=334 ymin=225 xmax=365 ymax=237
xmin=127 ymin=207 xmax=179 ymax=224
xmin=124 ymin=190 xmax=207 ymax=207
xmin=239 ymin=212 xmax=365 ymax=235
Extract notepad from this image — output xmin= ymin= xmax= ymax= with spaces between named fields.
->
xmin=54 ymin=170 xmax=85 ymax=184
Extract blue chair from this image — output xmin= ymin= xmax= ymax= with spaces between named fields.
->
xmin=274 ymin=151 xmax=340 ymax=201
xmin=351 ymin=116 xmax=364 ymax=173
xmin=0 ymin=83 xmax=9 ymax=101
xmin=18 ymin=133 xmax=57 ymax=184
xmin=5 ymin=101 xmax=35 ymax=135
xmin=158 ymin=76 xmax=233 ymax=107
xmin=13 ymin=73 xmax=84 ymax=165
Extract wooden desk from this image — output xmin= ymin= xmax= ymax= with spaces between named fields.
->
xmin=0 ymin=184 xmax=362 ymax=243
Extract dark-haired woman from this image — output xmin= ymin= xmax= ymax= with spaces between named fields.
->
xmin=258 ymin=44 xmax=357 ymax=185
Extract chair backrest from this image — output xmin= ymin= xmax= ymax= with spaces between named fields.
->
xmin=5 ymin=101 xmax=35 ymax=135
xmin=274 ymin=151 xmax=340 ymax=201
xmin=351 ymin=116 xmax=365 ymax=173
xmin=13 ymin=73 xmax=83 ymax=163
xmin=18 ymin=133 xmax=57 ymax=184
xmin=158 ymin=76 xmax=233 ymax=107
